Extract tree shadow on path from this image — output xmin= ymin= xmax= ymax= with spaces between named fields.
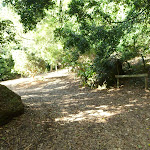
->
xmin=0 ymin=70 xmax=150 ymax=149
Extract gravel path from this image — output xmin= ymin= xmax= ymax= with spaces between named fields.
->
xmin=0 ymin=69 xmax=150 ymax=150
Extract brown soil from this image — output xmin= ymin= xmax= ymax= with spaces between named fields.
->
xmin=0 ymin=69 xmax=150 ymax=150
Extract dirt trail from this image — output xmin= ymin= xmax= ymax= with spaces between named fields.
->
xmin=0 ymin=69 xmax=150 ymax=150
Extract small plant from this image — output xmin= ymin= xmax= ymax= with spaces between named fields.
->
xmin=75 ymin=62 xmax=98 ymax=88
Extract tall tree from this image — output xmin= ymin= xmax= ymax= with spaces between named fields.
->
xmin=3 ymin=0 xmax=55 ymax=31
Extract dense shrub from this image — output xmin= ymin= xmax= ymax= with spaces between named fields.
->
xmin=0 ymin=55 xmax=15 ymax=81
xmin=94 ymin=56 xmax=124 ymax=87
xmin=75 ymin=62 xmax=97 ymax=88
xmin=71 ymin=50 xmax=125 ymax=88
xmin=12 ymin=50 xmax=46 ymax=77
xmin=74 ymin=55 xmax=124 ymax=88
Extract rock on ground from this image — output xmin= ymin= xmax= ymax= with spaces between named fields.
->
xmin=0 ymin=84 xmax=24 ymax=126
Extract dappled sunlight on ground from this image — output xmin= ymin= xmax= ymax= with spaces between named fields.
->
xmin=55 ymin=107 xmax=122 ymax=123
xmin=0 ymin=68 xmax=70 ymax=88
xmin=1 ymin=68 xmax=150 ymax=149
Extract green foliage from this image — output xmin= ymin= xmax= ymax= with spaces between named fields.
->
xmin=25 ymin=53 xmax=47 ymax=77
xmin=12 ymin=50 xmax=46 ymax=77
xmin=0 ymin=20 xmax=16 ymax=47
xmin=76 ymin=62 xmax=97 ymax=88
xmin=0 ymin=55 xmax=15 ymax=81
xmin=62 ymin=48 xmax=79 ymax=66
xmin=55 ymin=23 xmax=90 ymax=54
xmin=59 ymin=0 xmax=150 ymax=87
xmin=3 ymin=0 xmax=55 ymax=31
xmin=0 ymin=19 xmax=18 ymax=81
xmin=94 ymin=56 xmax=124 ymax=86
xmin=31 ymin=13 xmax=63 ymax=68
xmin=0 ymin=1 xmax=64 ymax=81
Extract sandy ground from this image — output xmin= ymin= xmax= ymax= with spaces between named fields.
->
xmin=0 ymin=69 xmax=150 ymax=150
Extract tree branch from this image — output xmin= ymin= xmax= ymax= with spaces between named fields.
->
xmin=111 ymin=7 xmax=149 ymax=24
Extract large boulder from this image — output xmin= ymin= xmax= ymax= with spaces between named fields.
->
xmin=0 ymin=84 xmax=24 ymax=126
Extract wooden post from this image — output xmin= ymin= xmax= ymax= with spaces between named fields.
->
xmin=55 ymin=64 xmax=58 ymax=71
xmin=145 ymin=77 xmax=148 ymax=90
xmin=117 ymin=78 xmax=119 ymax=88
xmin=50 ymin=64 xmax=53 ymax=72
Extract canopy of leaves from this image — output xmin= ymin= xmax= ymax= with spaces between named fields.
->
xmin=3 ymin=0 xmax=55 ymax=31
xmin=66 ymin=0 xmax=149 ymax=54
xmin=0 ymin=20 xmax=16 ymax=47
